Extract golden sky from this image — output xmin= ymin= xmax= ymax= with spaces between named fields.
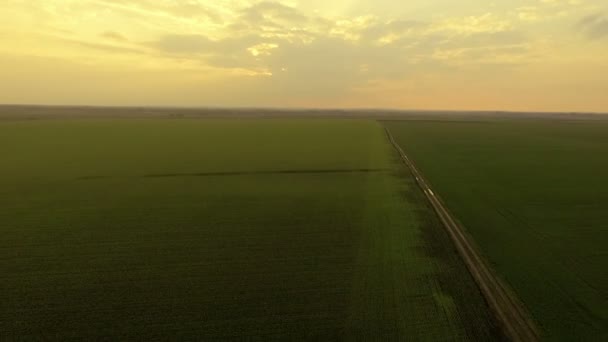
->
xmin=1 ymin=0 xmax=607 ymax=112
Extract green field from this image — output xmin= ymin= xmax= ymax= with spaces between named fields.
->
xmin=1 ymin=119 xmax=495 ymax=340
xmin=386 ymin=120 xmax=608 ymax=341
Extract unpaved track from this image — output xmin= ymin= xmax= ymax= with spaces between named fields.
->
xmin=385 ymin=127 xmax=540 ymax=342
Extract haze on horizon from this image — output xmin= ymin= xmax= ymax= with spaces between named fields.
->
xmin=1 ymin=0 xmax=607 ymax=112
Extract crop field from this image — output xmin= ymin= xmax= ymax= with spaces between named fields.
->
xmin=386 ymin=120 xmax=608 ymax=341
xmin=1 ymin=118 xmax=495 ymax=340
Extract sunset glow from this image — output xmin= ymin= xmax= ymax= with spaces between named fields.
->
xmin=1 ymin=0 xmax=607 ymax=112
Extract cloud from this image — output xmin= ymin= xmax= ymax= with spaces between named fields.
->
xmin=58 ymin=37 xmax=145 ymax=55
xmin=101 ymin=31 xmax=128 ymax=42
xmin=432 ymin=13 xmax=513 ymax=34
xmin=6 ymin=0 xmax=571 ymax=109
xmin=446 ymin=30 xmax=527 ymax=48
xmin=144 ymin=1 xmax=536 ymax=99
xmin=360 ymin=19 xmax=426 ymax=42
xmin=241 ymin=1 xmax=308 ymax=25
xmin=152 ymin=34 xmax=266 ymax=69
xmin=578 ymin=13 xmax=608 ymax=39
xmin=154 ymin=34 xmax=216 ymax=54
xmin=225 ymin=1 xmax=318 ymax=43
xmin=96 ymin=0 xmax=221 ymax=22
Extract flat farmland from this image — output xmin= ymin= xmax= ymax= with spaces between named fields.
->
xmin=386 ymin=120 xmax=608 ymax=341
xmin=1 ymin=119 xmax=495 ymax=340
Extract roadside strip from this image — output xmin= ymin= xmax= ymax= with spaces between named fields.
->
xmin=385 ymin=127 xmax=540 ymax=342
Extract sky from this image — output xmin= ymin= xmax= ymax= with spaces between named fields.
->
xmin=1 ymin=0 xmax=607 ymax=112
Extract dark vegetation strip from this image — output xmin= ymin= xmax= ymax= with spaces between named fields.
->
xmin=384 ymin=127 xmax=540 ymax=342
xmin=144 ymin=169 xmax=389 ymax=178
xmin=77 ymin=169 xmax=389 ymax=180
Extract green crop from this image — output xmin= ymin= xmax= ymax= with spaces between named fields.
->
xmin=386 ymin=119 xmax=608 ymax=341
xmin=1 ymin=118 xmax=494 ymax=340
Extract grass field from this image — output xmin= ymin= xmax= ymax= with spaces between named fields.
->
xmin=386 ymin=120 xmax=608 ymax=341
xmin=1 ymin=119 xmax=495 ymax=340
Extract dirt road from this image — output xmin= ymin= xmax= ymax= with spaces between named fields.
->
xmin=385 ymin=127 xmax=539 ymax=342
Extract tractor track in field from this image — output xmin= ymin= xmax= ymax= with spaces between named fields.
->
xmin=385 ymin=127 xmax=540 ymax=342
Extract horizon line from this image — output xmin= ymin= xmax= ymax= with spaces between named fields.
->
xmin=0 ymin=103 xmax=606 ymax=116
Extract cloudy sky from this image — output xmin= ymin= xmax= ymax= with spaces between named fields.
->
xmin=1 ymin=0 xmax=607 ymax=112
